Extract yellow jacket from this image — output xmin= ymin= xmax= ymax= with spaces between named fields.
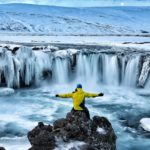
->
xmin=58 ymin=88 xmax=99 ymax=110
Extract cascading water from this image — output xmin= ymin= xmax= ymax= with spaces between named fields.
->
xmin=52 ymin=58 xmax=70 ymax=84
xmin=76 ymin=54 xmax=91 ymax=82
xmin=124 ymin=56 xmax=140 ymax=87
xmin=102 ymin=54 xmax=119 ymax=86
xmin=0 ymin=46 xmax=150 ymax=89
xmin=34 ymin=51 xmax=53 ymax=84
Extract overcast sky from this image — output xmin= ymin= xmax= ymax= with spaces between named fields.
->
xmin=0 ymin=0 xmax=150 ymax=7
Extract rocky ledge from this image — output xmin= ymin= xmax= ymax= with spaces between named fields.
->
xmin=28 ymin=110 xmax=117 ymax=150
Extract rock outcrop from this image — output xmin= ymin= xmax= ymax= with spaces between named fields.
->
xmin=0 ymin=147 xmax=6 ymax=150
xmin=28 ymin=110 xmax=116 ymax=150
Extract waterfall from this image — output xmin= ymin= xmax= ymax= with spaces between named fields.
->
xmin=90 ymin=54 xmax=100 ymax=84
xmin=124 ymin=56 xmax=140 ymax=87
xmin=76 ymin=54 xmax=91 ymax=82
xmin=0 ymin=46 xmax=53 ymax=87
xmin=34 ymin=51 xmax=52 ymax=84
xmin=0 ymin=46 xmax=150 ymax=89
xmin=0 ymin=48 xmax=14 ymax=87
xmin=76 ymin=53 xmax=100 ymax=84
xmin=102 ymin=54 xmax=119 ymax=86
xmin=52 ymin=58 xmax=70 ymax=84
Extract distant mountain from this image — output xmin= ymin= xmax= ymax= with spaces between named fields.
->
xmin=0 ymin=3 xmax=150 ymax=35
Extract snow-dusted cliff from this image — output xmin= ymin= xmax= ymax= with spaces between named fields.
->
xmin=0 ymin=4 xmax=150 ymax=35
xmin=0 ymin=45 xmax=150 ymax=89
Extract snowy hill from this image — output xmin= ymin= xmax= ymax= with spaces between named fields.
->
xmin=0 ymin=3 xmax=150 ymax=35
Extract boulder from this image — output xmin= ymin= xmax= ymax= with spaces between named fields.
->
xmin=28 ymin=110 xmax=116 ymax=150
xmin=0 ymin=147 xmax=6 ymax=150
xmin=28 ymin=122 xmax=55 ymax=150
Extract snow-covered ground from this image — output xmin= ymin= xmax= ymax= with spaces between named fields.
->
xmin=0 ymin=4 xmax=150 ymax=49
xmin=0 ymin=35 xmax=150 ymax=50
xmin=0 ymin=4 xmax=150 ymax=35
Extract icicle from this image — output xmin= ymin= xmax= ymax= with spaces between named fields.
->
xmin=13 ymin=57 xmax=21 ymax=87
xmin=34 ymin=51 xmax=53 ymax=84
xmin=138 ymin=57 xmax=150 ymax=87
xmin=16 ymin=46 xmax=36 ymax=86
xmin=0 ymin=48 xmax=14 ymax=87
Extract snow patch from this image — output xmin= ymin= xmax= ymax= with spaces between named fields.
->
xmin=54 ymin=49 xmax=78 ymax=58
xmin=0 ymin=4 xmax=150 ymax=35
xmin=97 ymin=127 xmax=107 ymax=134
xmin=140 ymin=118 xmax=150 ymax=132
xmin=0 ymin=88 xmax=15 ymax=96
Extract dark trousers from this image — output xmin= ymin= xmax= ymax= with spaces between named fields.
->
xmin=72 ymin=106 xmax=90 ymax=119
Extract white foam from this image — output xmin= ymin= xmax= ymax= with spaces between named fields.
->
xmin=55 ymin=138 xmax=85 ymax=150
xmin=0 ymin=136 xmax=30 ymax=150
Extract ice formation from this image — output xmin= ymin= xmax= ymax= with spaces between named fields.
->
xmin=0 ymin=46 xmax=150 ymax=89
xmin=0 ymin=88 xmax=15 ymax=96
xmin=140 ymin=118 xmax=150 ymax=132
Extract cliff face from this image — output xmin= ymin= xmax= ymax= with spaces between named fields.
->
xmin=28 ymin=110 xmax=116 ymax=150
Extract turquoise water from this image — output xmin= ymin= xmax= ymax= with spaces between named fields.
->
xmin=0 ymin=84 xmax=150 ymax=150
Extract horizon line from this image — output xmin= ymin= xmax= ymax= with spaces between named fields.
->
xmin=0 ymin=3 xmax=150 ymax=8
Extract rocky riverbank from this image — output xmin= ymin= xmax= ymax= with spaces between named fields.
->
xmin=28 ymin=110 xmax=116 ymax=150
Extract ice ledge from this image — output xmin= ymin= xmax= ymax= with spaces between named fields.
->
xmin=0 ymin=88 xmax=15 ymax=96
xmin=140 ymin=118 xmax=150 ymax=132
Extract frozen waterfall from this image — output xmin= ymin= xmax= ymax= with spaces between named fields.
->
xmin=0 ymin=46 xmax=150 ymax=89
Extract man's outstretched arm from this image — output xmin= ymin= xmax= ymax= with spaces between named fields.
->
xmin=84 ymin=92 xmax=104 ymax=98
xmin=56 ymin=93 xmax=73 ymax=98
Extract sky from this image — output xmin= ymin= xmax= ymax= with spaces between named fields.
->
xmin=0 ymin=0 xmax=150 ymax=7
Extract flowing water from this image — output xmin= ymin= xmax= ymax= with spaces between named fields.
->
xmin=0 ymin=46 xmax=150 ymax=150
xmin=0 ymin=84 xmax=150 ymax=150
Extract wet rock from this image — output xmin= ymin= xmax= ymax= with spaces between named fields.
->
xmin=12 ymin=47 xmax=20 ymax=54
xmin=141 ymin=30 xmax=149 ymax=34
xmin=80 ymin=144 xmax=96 ymax=150
xmin=28 ymin=122 xmax=55 ymax=150
xmin=28 ymin=111 xmax=116 ymax=150
xmin=42 ymin=69 xmax=52 ymax=80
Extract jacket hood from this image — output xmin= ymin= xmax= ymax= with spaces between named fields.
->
xmin=76 ymin=88 xmax=83 ymax=92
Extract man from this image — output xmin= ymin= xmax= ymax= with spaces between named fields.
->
xmin=55 ymin=84 xmax=104 ymax=119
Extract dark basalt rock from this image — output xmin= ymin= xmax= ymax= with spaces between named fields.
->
xmin=42 ymin=69 xmax=52 ymax=80
xmin=0 ymin=147 xmax=6 ymax=150
xmin=28 ymin=122 xmax=55 ymax=150
xmin=28 ymin=110 xmax=116 ymax=150
xmin=12 ymin=47 xmax=20 ymax=54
